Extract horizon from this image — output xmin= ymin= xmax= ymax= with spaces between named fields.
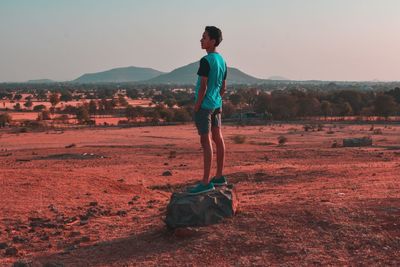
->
xmin=1 ymin=0 xmax=400 ymax=82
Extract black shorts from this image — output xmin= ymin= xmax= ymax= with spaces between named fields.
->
xmin=194 ymin=107 xmax=221 ymax=135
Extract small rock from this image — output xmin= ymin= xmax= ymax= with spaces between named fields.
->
xmin=48 ymin=204 xmax=58 ymax=213
xmin=116 ymin=210 xmax=127 ymax=217
xmin=65 ymin=143 xmax=76 ymax=148
xmin=162 ymin=170 xmax=172 ymax=176
xmin=164 ymin=162 xmax=169 ymax=166
xmin=0 ymin=242 xmax=8 ymax=249
xmin=40 ymin=234 xmax=49 ymax=241
xmin=69 ymin=231 xmax=81 ymax=237
xmin=132 ymin=195 xmax=140 ymax=201
xmin=5 ymin=246 xmax=18 ymax=256
xmin=89 ymin=201 xmax=98 ymax=207
xmin=12 ymin=235 xmax=27 ymax=243
xmin=43 ymin=262 xmax=65 ymax=267
xmin=12 ymin=260 xmax=32 ymax=267
xmin=80 ymin=236 xmax=90 ymax=242
xmin=117 ymin=178 xmax=125 ymax=182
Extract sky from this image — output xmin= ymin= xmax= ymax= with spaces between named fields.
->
xmin=1 ymin=0 xmax=400 ymax=82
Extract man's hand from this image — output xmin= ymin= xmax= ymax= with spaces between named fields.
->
xmin=194 ymin=102 xmax=201 ymax=112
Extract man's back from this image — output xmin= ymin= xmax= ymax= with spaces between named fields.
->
xmin=195 ymin=52 xmax=227 ymax=110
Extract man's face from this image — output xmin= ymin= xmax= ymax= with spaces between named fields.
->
xmin=200 ymin=31 xmax=215 ymax=50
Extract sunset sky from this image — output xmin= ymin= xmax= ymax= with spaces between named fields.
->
xmin=1 ymin=0 xmax=400 ymax=82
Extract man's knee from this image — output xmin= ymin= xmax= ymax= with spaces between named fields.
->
xmin=200 ymin=134 xmax=211 ymax=147
xmin=211 ymin=128 xmax=223 ymax=143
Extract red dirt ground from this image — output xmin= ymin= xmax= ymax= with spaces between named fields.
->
xmin=0 ymin=123 xmax=399 ymax=266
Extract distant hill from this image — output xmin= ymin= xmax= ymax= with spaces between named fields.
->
xmin=26 ymin=79 xmax=55 ymax=84
xmin=145 ymin=62 xmax=263 ymax=84
xmin=73 ymin=66 xmax=165 ymax=83
xmin=268 ymin=76 xmax=289 ymax=81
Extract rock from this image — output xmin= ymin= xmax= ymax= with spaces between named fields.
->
xmin=43 ymin=262 xmax=65 ymax=267
xmin=162 ymin=170 xmax=172 ymax=176
xmin=65 ymin=143 xmax=76 ymax=148
xmin=69 ymin=231 xmax=81 ymax=237
xmin=0 ymin=242 xmax=8 ymax=249
xmin=343 ymin=137 xmax=372 ymax=147
xmin=165 ymin=184 xmax=238 ymax=229
xmin=116 ymin=210 xmax=127 ymax=217
xmin=12 ymin=235 xmax=27 ymax=243
xmin=40 ymin=234 xmax=49 ymax=241
xmin=5 ymin=246 xmax=18 ymax=256
xmin=12 ymin=260 xmax=32 ymax=267
xmin=89 ymin=201 xmax=98 ymax=206
xmin=80 ymin=236 xmax=90 ymax=242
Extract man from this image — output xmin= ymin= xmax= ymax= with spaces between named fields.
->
xmin=187 ymin=26 xmax=228 ymax=195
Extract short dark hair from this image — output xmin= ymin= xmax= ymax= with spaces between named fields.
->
xmin=205 ymin=26 xmax=223 ymax=47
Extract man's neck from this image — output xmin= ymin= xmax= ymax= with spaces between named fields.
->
xmin=206 ymin=47 xmax=217 ymax=54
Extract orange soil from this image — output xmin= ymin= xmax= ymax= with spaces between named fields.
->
xmin=0 ymin=123 xmax=399 ymax=266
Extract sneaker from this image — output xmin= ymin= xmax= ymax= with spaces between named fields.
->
xmin=187 ymin=182 xmax=215 ymax=195
xmin=210 ymin=176 xmax=227 ymax=186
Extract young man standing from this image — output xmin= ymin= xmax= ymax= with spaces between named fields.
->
xmin=187 ymin=26 xmax=228 ymax=195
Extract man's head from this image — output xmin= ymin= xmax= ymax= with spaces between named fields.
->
xmin=201 ymin=26 xmax=223 ymax=50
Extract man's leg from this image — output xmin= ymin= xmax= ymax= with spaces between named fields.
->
xmin=200 ymin=133 xmax=213 ymax=184
xmin=212 ymin=126 xmax=225 ymax=178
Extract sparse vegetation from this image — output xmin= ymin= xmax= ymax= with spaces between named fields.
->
xmin=278 ymin=135 xmax=288 ymax=145
xmin=232 ymin=135 xmax=246 ymax=144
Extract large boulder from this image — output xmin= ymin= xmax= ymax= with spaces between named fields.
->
xmin=343 ymin=137 xmax=372 ymax=147
xmin=165 ymin=184 xmax=238 ymax=229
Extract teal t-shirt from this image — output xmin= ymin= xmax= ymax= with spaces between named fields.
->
xmin=195 ymin=52 xmax=227 ymax=110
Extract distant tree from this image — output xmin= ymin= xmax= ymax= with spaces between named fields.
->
xmin=229 ymin=93 xmax=242 ymax=106
xmin=0 ymin=112 xmax=12 ymax=127
xmin=374 ymin=94 xmax=398 ymax=118
xmin=76 ymin=106 xmax=90 ymax=124
xmin=254 ymin=92 xmax=271 ymax=115
xmin=60 ymin=91 xmax=73 ymax=102
xmin=37 ymin=110 xmax=51 ymax=120
xmin=173 ymin=108 xmax=191 ymax=122
xmin=118 ymin=94 xmax=129 ymax=107
xmin=125 ymin=105 xmax=144 ymax=121
xmin=155 ymin=105 xmax=174 ymax=122
xmin=297 ymin=97 xmax=320 ymax=117
xmin=338 ymin=102 xmax=353 ymax=117
xmin=14 ymin=94 xmax=23 ymax=101
xmin=320 ymin=100 xmax=333 ymax=119
xmin=13 ymin=103 xmax=21 ymax=111
xmin=269 ymin=93 xmax=297 ymax=120
xmin=36 ymin=90 xmax=48 ymax=101
xmin=126 ymin=89 xmax=139 ymax=99
xmin=24 ymin=100 xmax=33 ymax=109
xmin=33 ymin=104 xmax=46 ymax=112
xmin=221 ymin=102 xmax=235 ymax=119
xmin=88 ymin=100 xmax=97 ymax=115
xmin=49 ymin=92 xmax=60 ymax=107
xmin=386 ymin=87 xmax=400 ymax=104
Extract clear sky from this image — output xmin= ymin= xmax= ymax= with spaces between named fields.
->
xmin=1 ymin=0 xmax=400 ymax=82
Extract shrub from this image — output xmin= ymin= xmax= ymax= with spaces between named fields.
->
xmin=0 ymin=113 xmax=12 ymax=127
xmin=278 ymin=135 xmax=287 ymax=145
xmin=232 ymin=135 xmax=246 ymax=144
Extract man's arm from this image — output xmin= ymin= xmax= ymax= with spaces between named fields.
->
xmin=194 ymin=76 xmax=208 ymax=111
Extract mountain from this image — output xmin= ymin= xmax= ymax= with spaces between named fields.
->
xmin=26 ymin=79 xmax=56 ymax=84
xmin=145 ymin=62 xmax=262 ymax=84
xmin=73 ymin=66 xmax=165 ymax=83
xmin=268 ymin=75 xmax=289 ymax=81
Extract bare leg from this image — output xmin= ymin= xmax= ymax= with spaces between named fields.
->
xmin=212 ymin=126 xmax=225 ymax=178
xmin=200 ymin=133 xmax=213 ymax=184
